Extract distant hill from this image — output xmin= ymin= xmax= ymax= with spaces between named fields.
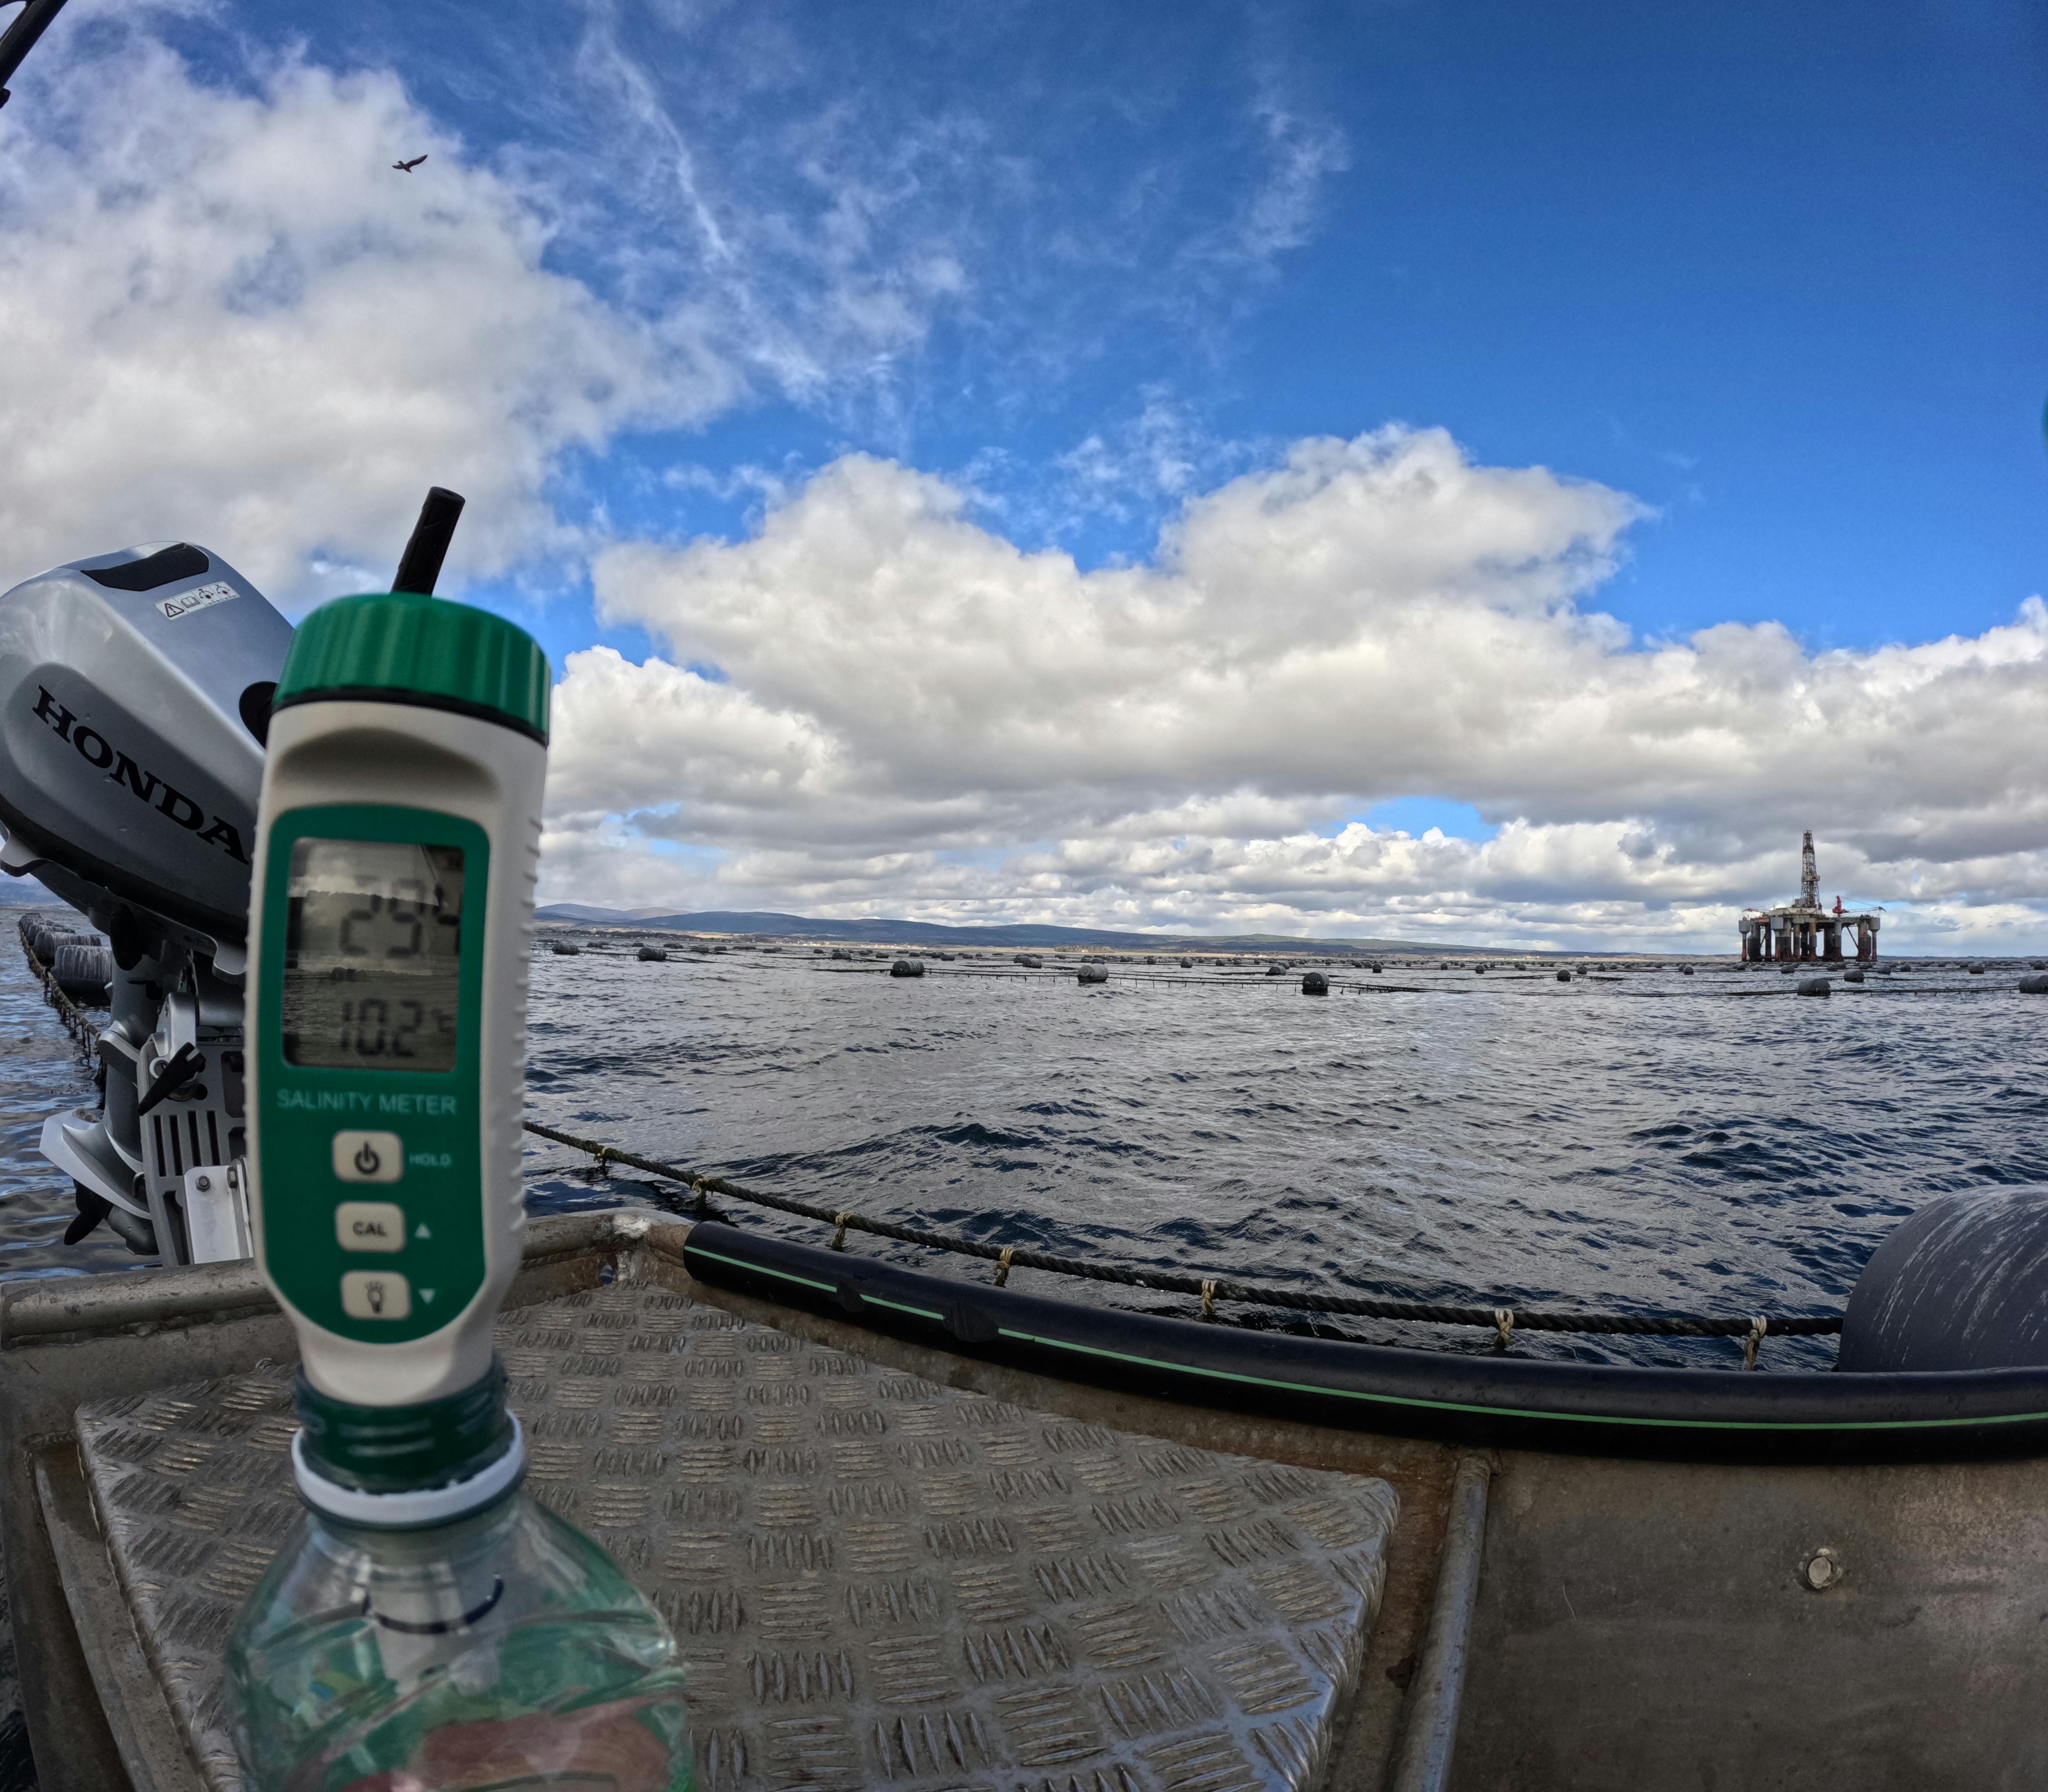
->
xmin=537 ymin=903 xmax=678 ymax=923
xmin=0 ymin=879 xmax=79 ymax=908
xmin=531 ymin=905 xmax=1537 ymax=956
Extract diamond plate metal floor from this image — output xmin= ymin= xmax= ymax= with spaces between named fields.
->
xmin=71 ymin=1282 xmax=1399 ymax=1792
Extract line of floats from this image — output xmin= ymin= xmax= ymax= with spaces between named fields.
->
xmin=543 ymin=931 xmax=2048 ymax=997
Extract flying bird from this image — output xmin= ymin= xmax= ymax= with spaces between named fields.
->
xmin=392 ymin=154 xmax=428 ymax=173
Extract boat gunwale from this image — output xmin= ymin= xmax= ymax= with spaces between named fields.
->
xmin=680 ymin=1220 xmax=2048 ymax=1463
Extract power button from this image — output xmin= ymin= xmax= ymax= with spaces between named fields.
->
xmin=331 ymin=1130 xmax=404 ymax=1184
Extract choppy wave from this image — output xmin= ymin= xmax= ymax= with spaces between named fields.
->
xmin=7 ymin=914 xmax=2044 ymax=1369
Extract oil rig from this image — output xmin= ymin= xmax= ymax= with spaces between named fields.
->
xmin=1739 ymin=832 xmax=1880 ymax=963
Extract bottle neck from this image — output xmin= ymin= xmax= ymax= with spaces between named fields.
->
xmin=293 ymin=1357 xmax=525 ymax=1529
xmin=307 ymin=1480 xmax=528 ymax=1558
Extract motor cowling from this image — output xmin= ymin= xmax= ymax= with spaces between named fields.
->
xmin=0 ymin=541 xmax=291 ymax=958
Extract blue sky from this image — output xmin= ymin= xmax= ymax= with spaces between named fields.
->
xmin=151 ymin=0 xmax=2043 ymax=653
xmin=5 ymin=0 xmax=2046 ymax=943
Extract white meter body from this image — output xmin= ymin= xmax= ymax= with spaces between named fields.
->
xmin=244 ymin=592 xmax=548 ymax=1416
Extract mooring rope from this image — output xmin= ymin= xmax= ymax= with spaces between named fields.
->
xmin=17 ymin=918 xmax=100 ymax=1060
xmin=522 ymin=1119 xmax=1844 ymax=1344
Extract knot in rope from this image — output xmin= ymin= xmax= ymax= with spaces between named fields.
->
xmin=1493 ymin=1308 xmax=1515 ymax=1351
xmin=1200 ymin=1278 xmax=1218 ymax=1321
xmin=992 ymin=1244 xmax=1016 ymax=1288
xmin=831 ymin=1212 xmax=853 ymax=1252
xmin=1743 ymin=1315 xmax=1768 ymax=1371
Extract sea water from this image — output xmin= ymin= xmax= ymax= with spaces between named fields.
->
xmin=6 ymin=909 xmax=2046 ymax=1370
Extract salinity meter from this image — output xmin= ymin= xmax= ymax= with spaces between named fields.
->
xmin=245 ymin=489 xmax=548 ymax=1497
xmin=231 ymin=495 xmax=691 ymax=1791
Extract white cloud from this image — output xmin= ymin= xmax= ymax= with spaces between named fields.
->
xmin=0 ymin=31 xmax=728 ymax=601
xmin=546 ymin=427 xmax=2048 ymax=947
xmin=0 ymin=15 xmax=1346 ymax=608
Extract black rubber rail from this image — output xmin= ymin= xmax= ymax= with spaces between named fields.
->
xmin=680 ymin=1221 xmax=2048 ymax=1465
xmin=522 ymin=1119 xmax=1844 ymax=1343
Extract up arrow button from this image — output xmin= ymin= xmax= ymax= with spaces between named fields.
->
xmin=419 ymin=1288 xmax=436 ymax=1304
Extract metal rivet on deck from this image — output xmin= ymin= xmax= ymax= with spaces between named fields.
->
xmin=1800 ymin=1547 xmax=1844 ymax=1591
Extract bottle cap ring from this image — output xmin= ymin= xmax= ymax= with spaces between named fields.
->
xmin=291 ymin=1414 xmax=527 ymax=1527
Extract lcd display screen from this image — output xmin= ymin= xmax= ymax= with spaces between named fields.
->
xmin=282 ymin=839 xmax=465 ymax=1070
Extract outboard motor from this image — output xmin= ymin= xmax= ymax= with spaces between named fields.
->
xmin=0 ymin=542 xmax=289 ymax=1261
xmin=0 ymin=490 xmax=467 ymax=1264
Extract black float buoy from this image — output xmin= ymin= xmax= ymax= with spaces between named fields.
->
xmin=890 ymin=959 xmax=924 ymax=977
xmin=1014 ymin=954 xmax=1042 ymax=968
xmin=1077 ymin=964 xmax=1109 ymax=985
xmin=1555 ymin=970 xmax=1571 ymax=982
xmin=637 ymin=945 xmax=666 ymax=961
xmin=1969 ymin=964 xmax=1986 ymax=975
xmin=51 ymin=942 xmax=113 ymax=1005
xmin=1842 ymin=968 xmax=1863 ymax=983
xmin=1179 ymin=957 xmax=1194 ymax=970
xmin=1797 ymin=976 xmax=1830 ymax=996
xmin=1840 ymin=1188 xmax=2048 ymax=1371
xmin=1680 ymin=966 xmax=1694 ymax=976
xmin=1301 ymin=971 xmax=1329 ymax=995
xmin=2020 ymin=974 xmax=2048 ymax=995
xmin=551 ymin=942 xmax=580 ymax=955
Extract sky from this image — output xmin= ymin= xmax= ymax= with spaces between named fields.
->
xmin=2 ymin=0 xmax=2045 ymax=948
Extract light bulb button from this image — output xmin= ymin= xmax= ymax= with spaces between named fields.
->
xmin=340 ymin=1271 xmax=412 ymax=1321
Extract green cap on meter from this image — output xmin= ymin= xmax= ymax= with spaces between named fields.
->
xmin=274 ymin=591 xmax=550 ymax=743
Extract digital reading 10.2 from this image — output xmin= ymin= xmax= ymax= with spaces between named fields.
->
xmin=281 ymin=839 xmax=464 ymax=1071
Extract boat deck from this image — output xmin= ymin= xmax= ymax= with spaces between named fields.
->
xmin=15 ymin=1210 xmax=2048 ymax=1791
xmin=42 ymin=1262 xmax=1406 ymax=1792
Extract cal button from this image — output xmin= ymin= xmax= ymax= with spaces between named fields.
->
xmin=332 ymin=1130 xmax=403 ymax=1183
xmin=336 ymin=1201 xmax=406 ymax=1254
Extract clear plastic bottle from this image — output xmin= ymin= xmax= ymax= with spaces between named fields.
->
xmin=227 ymin=1484 xmax=691 ymax=1792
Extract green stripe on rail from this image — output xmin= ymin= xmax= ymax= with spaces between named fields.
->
xmin=687 ymin=1245 xmax=946 ymax=1323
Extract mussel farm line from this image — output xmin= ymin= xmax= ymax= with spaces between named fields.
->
xmin=536 ymin=934 xmax=2048 ymax=998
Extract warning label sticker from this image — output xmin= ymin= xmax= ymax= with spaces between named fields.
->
xmin=157 ymin=582 xmax=238 ymax=621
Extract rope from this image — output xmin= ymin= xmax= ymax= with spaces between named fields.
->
xmin=521 ymin=1120 xmax=1845 ymax=1341
xmin=1743 ymin=1315 xmax=1767 ymax=1371
xmin=1493 ymin=1308 xmax=1514 ymax=1351
xmin=993 ymin=1244 xmax=1015 ymax=1288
